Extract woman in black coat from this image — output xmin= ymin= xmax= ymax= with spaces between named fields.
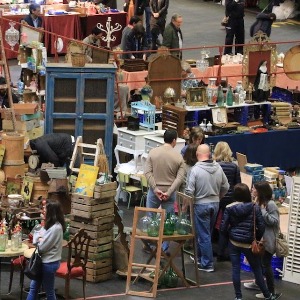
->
xmin=221 ymin=183 xmax=278 ymax=300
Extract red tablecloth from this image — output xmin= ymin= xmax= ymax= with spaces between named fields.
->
xmin=1 ymin=15 xmax=23 ymax=59
xmin=43 ymin=14 xmax=81 ymax=55
xmin=80 ymin=12 xmax=127 ymax=49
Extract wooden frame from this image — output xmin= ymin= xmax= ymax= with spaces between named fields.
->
xmin=20 ymin=25 xmax=42 ymax=44
xmin=211 ymin=106 xmax=228 ymax=125
xmin=242 ymin=31 xmax=277 ymax=90
xmin=186 ymin=87 xmax=207 ymax=106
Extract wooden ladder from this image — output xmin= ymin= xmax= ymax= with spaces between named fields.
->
xmin=126 ymin=206 xmax=165 ymax=298
xmin=69 ymin=136 xmax=103 ymax=174
xmin=0 ymin=23 xmax=17 ymax=132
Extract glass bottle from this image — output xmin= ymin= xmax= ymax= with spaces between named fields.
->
xmin=164 ymin=268 xmax=179 ymax=288
xmin=163 ymin=212 xmax=175 ymax=235
xmin=147 ymin=215 xmax=159 ymax=237
xmin=176 ymin=212 xmax=192 ymax=235
xmin=226 ymin=84 xmax=234 ymax=106
xmin=217 ymin=85 xmax=224 ymax=107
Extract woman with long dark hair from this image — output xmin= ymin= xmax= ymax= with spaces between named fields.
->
xmin=221 ymin=183 xmax=280 ymax=300
xmin=27 ymin=200 xmax=66 ymax=300
xmin=246 ymin=181 xmax=282 ymax=299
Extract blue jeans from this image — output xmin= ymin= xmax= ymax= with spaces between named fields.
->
xmin=27 ymin=260 xmax=60 ymax=300
xmin=146 ymin=187 xmax=175 ymax=251
xmin=228 ymin=242 xmax=271 ymax=299
xmin=144 ymin=6 xmax=151 ymax=43
xmin=194 ymin=202 xmax=219 ymax=268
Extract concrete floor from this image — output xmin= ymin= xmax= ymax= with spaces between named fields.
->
xmin=3 ymin=0 xmax=300 ymax=298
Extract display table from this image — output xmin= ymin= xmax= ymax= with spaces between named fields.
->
xmin=121 ymin=65 xmax=299 ymax=91
xmin=0 ymin=242 xmax=29 ymax=298
xmin=206 ymin=129 xmax=300 ymax=170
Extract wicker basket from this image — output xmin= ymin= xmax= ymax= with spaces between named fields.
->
xmin=71 ymin=53 xmax=86 ymax=67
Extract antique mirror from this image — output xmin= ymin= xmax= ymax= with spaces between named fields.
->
xmin=242 ymin=31 xmax=277 ymax=90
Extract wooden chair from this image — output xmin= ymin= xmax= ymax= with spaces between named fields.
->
xmin=55 ymin=229 xmax=92 ymax=300
xmin=8 ymin=255 xmax=26 ymax=299
xmin=118 ymin=172 xmax=142 ymax=209
xmin=140 ymin=175 xmax=148 ymax=207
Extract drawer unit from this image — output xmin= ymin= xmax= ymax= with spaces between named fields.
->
xmin=144 ymin=136 xmax=186 ymax=154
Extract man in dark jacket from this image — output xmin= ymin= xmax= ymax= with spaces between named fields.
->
xmin=162 ymin=14 xmax=183 ymax=59
xmin=250 ymin=13 xmax=276 ymax=37
xmin=29 ymin=133 xmax=74 ymax=169
xmin=224 ymin=0 xmax=245 ymax=55
xmin=21 ymin=4 xmax=43 ymax=28
xmin=150 ymin=0 xmax=169 ymax=50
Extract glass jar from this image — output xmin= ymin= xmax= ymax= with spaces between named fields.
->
xmin=139 ymin=215 xmax=152 ymax=233
xmin=11 ymin=232 xmax=19 ymax=251
xmin=176 ymin=213 xmax=192 ymax=235
xmin=235 ymin=80 xmax=243 ymax=94
xmin=147 ymin=216 xmax=160 ymax=237
xmin=163 ymin=213 xmax=175 ymax=235
xmin=0 ymin=233 xmax=8 ymax=252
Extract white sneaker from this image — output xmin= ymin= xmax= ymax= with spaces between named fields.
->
xmin=243 ymin=281 xmax=260 ymax=291
xmin=255 ymin=293 xmax=264 ymax=299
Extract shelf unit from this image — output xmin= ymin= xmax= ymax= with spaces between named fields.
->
xmin=45 ymin=63 xmax=116 ymax=170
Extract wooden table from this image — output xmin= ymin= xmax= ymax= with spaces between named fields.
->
xmin=0 ymin=242 xmax=29 ymax=299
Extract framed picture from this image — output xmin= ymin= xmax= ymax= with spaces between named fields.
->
xmin=20 ymin=25 xmax=43 ymax=44
xmin=186 ymin=87 xmax=207 ymax=106
xmin=21 ymin=178 xmax=34 ymax=205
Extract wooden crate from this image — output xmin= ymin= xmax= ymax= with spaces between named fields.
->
xmin=70 ymin=215 xmax=114 ymax=230
xmin=71 ymin=181 xmax=117 ymax=200
xmin=71 ymin=195 xmax=114 ymax=219
xmin=70 ymin=226 xmax=113 ymax=240
xmin=86 ymin=272 xmax=113 ymax=283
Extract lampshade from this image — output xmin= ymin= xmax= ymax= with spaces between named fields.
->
xmin=164 ymin=87 xmax=176 ymax=99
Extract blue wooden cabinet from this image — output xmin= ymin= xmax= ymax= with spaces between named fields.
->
xmin=45 ymin=63 xmax=116 ymax=170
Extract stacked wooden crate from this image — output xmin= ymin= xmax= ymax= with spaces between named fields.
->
xmin=70 ymin=181 xmax=117 ymax=283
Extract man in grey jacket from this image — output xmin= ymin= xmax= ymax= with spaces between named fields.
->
xmin=186 ymin=144 xmax=229 ymax=272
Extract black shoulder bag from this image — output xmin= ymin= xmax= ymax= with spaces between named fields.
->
xmin=24 ymin=247 xmax=43 ymax=280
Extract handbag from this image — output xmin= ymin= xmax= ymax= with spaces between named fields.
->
xmin=275 ymin=229 xmax=289 ymax=257
xmin=24 ymin=247 xmax=43 ymax=280
xmin=221 ymin=16 xmax=229 ymax=26
xmin=251 ymin=205 xmax=265 ymax=256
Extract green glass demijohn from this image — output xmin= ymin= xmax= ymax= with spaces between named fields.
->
xmin=163 ymin=212 xmax=175 ymax=235
xmin=147 ymin=215 xmax=160 ymax=237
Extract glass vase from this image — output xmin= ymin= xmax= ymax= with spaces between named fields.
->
xmin=139 ymin=215 xmax=152 ymax=233
xmin=163 ymin=213 xmax=175 ymax=236
xmin=147 ymin=216 xmax=160 ymax=237
xmin=207 ymin=78 xmax=218 ymax=106
xmin=176 ymin=213 xmax=192 ymax=235
xmin=11 ymin=233 xmax=19 ymax=251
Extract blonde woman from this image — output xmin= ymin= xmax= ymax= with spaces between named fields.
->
xmin=213 ymin=141 xmax=241 ymax=261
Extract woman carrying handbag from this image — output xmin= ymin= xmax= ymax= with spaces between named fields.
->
xmin=245 ymin=182 xmax=282 ymax=299
xmin=221 ymin=183 xmax=280 ymax=300
xmin=27 ymin=200 xmax=66 ymax=300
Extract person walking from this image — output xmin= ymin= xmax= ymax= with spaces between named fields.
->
xmin=185 ymin=144 xmax=229 ymax=272
xmin=244 ymin=181 xmax=282 ymax=299
xmin=27 ymin=200 xmax=66 ymax=300
xmin=149 ymin=0 xmax=169 ymax=50
xmin=224 ymin=0 xmax=245 ymax=55
xmin=144 ymin=129 xmax=185 ymax=251
xmin=250 ymin=12 xmax=276 ymax=37
xmin=221 ymin=183 xmax=281 ymax=300
xmin=162 ymin=14 xmax=183 ymax=59
xmin=213 ymin=141 xmax=241 ymax=261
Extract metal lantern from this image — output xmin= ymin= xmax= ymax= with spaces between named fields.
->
xmin=5 ymin=22 xmax=19 ymax=50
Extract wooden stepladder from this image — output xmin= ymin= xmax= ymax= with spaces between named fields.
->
xmin=69 ymin=136 xmax=103 ymax=174
xmin=0 ymin=23 xmax=17 ymax=132
xmin=126 ymin=207 xmax=165 ymax=298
